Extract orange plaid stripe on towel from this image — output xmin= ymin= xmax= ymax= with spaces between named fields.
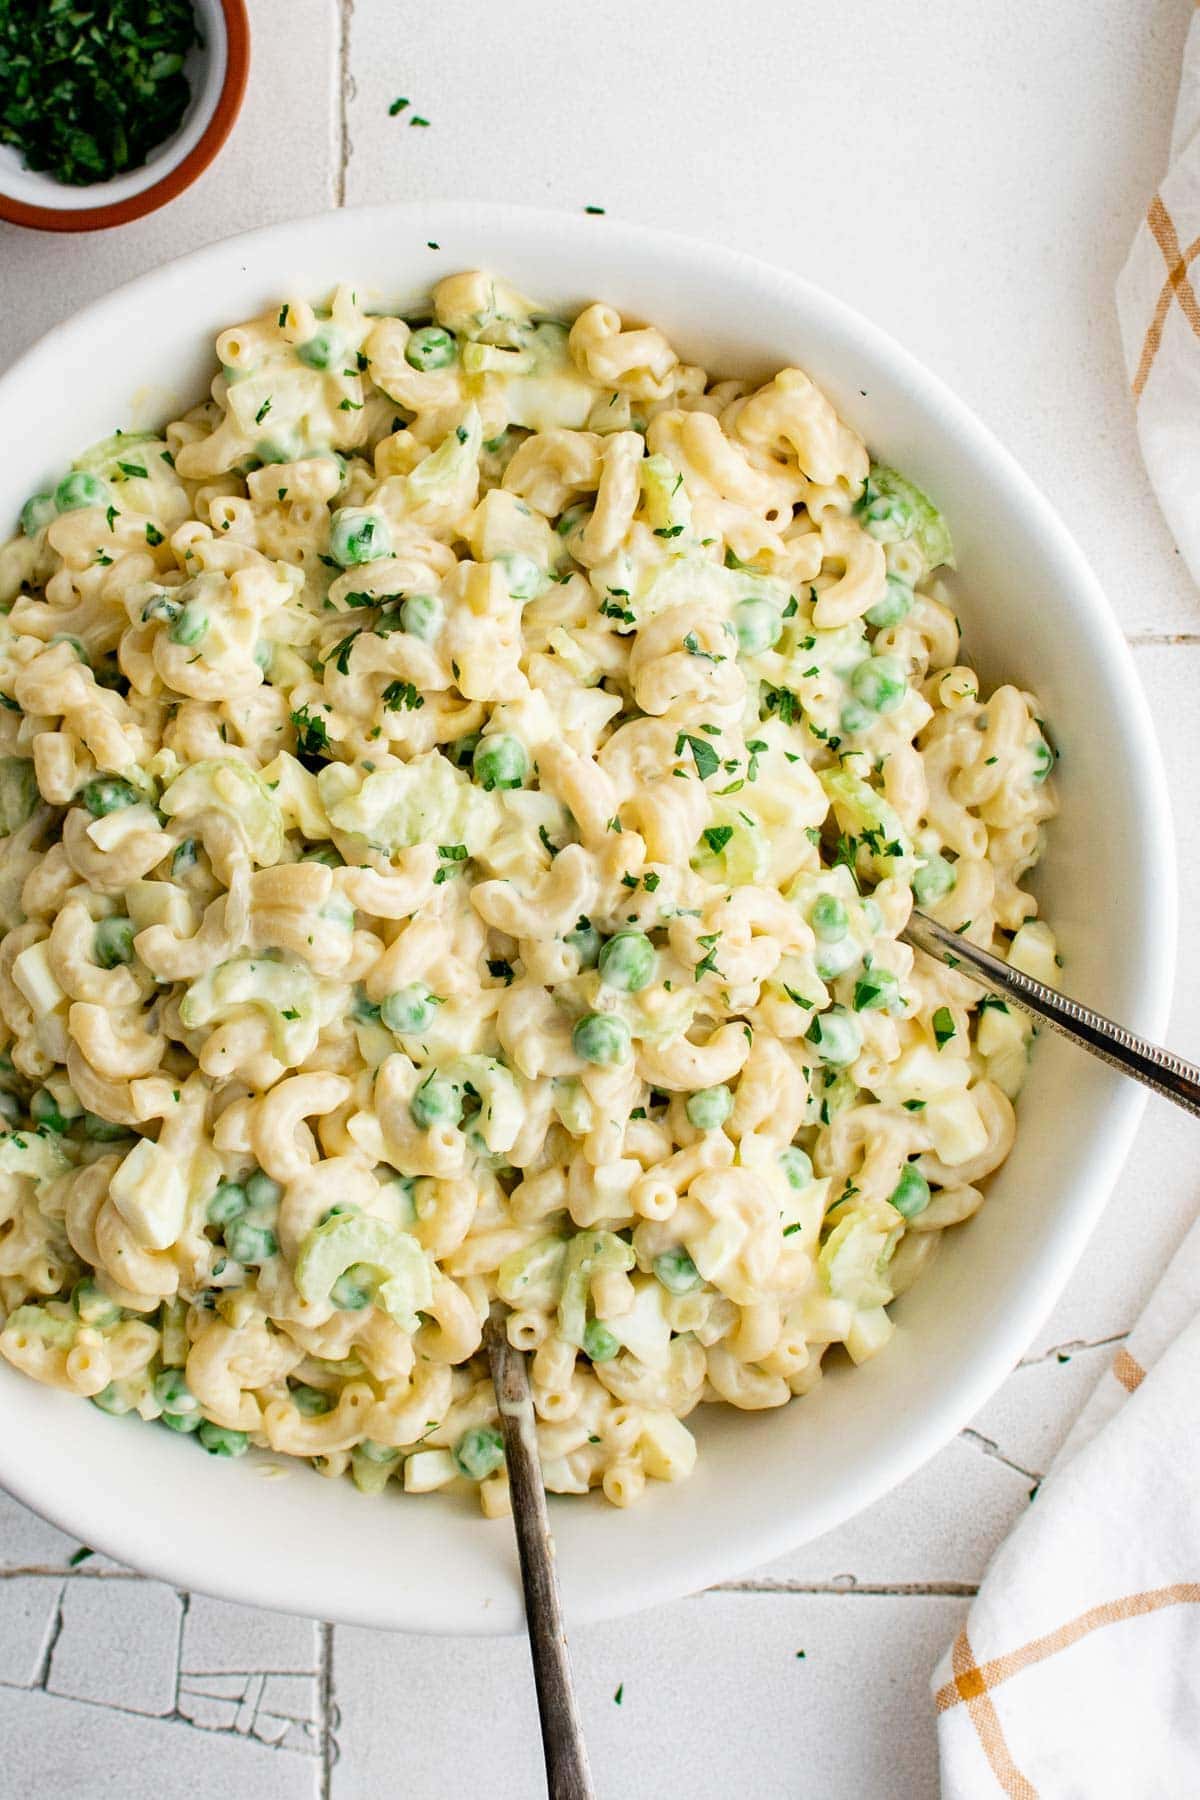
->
xmin=931 ymin=1213 xmax=1200 ymax=1795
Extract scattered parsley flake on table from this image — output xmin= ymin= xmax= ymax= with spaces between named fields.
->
xmin=388 ymin=96 xmax=409 ymax=115
xmin=0 ymin=0 xmax=200 ymax=186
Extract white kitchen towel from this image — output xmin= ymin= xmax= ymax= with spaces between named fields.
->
xmin=931 ymin=1211 xmax=1200 ymax=1797
xmin=932 ymin=33 xmax=1200 ymax=1787
xmin=1116 ymin=6 xmax=1200 ymax=585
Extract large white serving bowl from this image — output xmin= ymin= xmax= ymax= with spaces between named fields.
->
xmin=0 ymin=203 xmax=1175 ymax=1634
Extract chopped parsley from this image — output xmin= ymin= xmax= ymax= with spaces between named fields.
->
xmin=382 ymin=680 xmax=423 ymax=712
xmin=702 ymin=824 xmax=733 ymax=856
xmin=255 ymin=398 xmax=272 ymax=425
xmin=653 ymin=523 xmax=684 ymax=539
xmin=488 ymin=959 xmax=515 ymax=985
xmin=675 ymin=732 xmax=719 ymax=781
xmin=290 ymin=705 xmax=330 ymax=759
xmin=389 ymin=96 xmax=409 ymax=115
xmin=694 ymin=932 xmax=722 ymax=981
xmin=144 ymin=522 xmax=164 ymax=547
xmin=932 ymin=1006 xmax=956 ymax=1049
xmin=684 ymin=631 xmax=723 ymax=662
xmin=0 ymin=0 xmax=200 ymax=186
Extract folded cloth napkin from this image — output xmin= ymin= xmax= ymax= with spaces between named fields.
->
xmin=1117 ymin=7 xmax=1200 ymax=584
xmin=931 ymin=1213 xmax=1200 ymax=1796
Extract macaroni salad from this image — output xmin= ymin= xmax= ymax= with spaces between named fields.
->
xmin=0 ymin=272 xmax=1058 ymax=1513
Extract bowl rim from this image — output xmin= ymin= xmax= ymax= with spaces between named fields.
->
xmin=0 ymin=0 xmax=250 ymax=235
xmin=0 ymin=199 xmax=1177 ymax=1631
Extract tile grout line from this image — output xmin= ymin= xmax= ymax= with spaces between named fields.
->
xmin=335 ymin=0 xmax=355 ymax=208
xmin=705 ymin=1579 xmax=980 ymax=1597
xmin=319 ymin=1621 xmax=336 ymax=1797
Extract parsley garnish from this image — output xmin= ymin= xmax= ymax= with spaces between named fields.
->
xmin=488 ymin=959 xmax=515 ymax=985
xmin=642 ymin=871 xmax=660 ymax=891
xmin=144 ymin=523 xmax=163 ymax=546
xmin=694 ymin=932 xmax=722 ymax=981
xmin=675 ymin=732 xmax=719 ymax=781
xmin=932 ymin=1006 xmax=956 ymax=1049
xmin=116 ymin=460 xmax=146 ymax=480
xmin=684 ymin=631 xmax=723 ymax=663
xmin=702 ymin=824 xmax=733 ymax=855
xmin=382 ymin=680 xmax=423 ymax=711
xmin=653 ymin=523 xmax=684 ymax=538
xmin=389 ymin=96 xmax=409 ymax=115
xmin=290 ymin=705 xmax=330 ymax=759
xmin=328 ymin=630 xmax=360 ymax=675
xmin=255 ymin=398 xmax=272 ymax=425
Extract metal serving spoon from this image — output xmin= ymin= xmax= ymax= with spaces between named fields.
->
xmin=484 ymin=1309 xmax=595 ymax=1800
xmin=902 ymin=909 xmax=1200 ymax=1116
xmin=479 ymin=909 xmax=1198 ymax=1800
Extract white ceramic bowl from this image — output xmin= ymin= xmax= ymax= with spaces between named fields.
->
xmin=0 ymin=203 xmax=1175 ymax=1633
xmin=0 ymin=0 xmax=248 ymax=234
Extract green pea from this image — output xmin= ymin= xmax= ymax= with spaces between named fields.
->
xmin=572 ymin=1013 xmax=631 ymax=1066
xmin=810 ymin=894 xmax=848 ymax=942
xmin=80 ymin=776 xmax=140 ymax=817
xmin=331 ymin=1264 xmax=374 ymax=1311
xmin=859 ymin=485 xmax=915 ymax=540
xmin=302 ymin=846 xmax=342 ymax=868
xmin=399 ymin=593 xmax=443 ymax=640
xmin=20 ymin=493 xmax=57 ymax=537
xmin=851 ymin=655 xmax=907 ymax=714
xmin=472 ymin=734 xmax=528 ymax=792
xmin=840 ymin=700 xmax=874 ymax=738
xmin=198 ymin=1422 xmax=249 ymax=1457
xmin=453 ymin=1425 xmax=506 ymax=1480
xmin=653 ymin=1248 xmax=702 ymax=1295
xmin=54 ymin=471 xmax=109 ymax=513
xmin=94 ymin=918 xmax=134 ymax=970
xmin=380 ymin=984 xmax=440 ymax=1034
xmin=82 ymin=1111 xmax=130 ymax=1142
xmin=140 ymin=595 xmax=179 ymax=630
xmin=225 ymin=1219 xmax=278 ymax=1264
xmin=582 ymin=1319 xmax=620 ymax=1362
xmin=0 ymin=1091 xmax=21 ymax=1126
xmin=290 ymin=1384 xmax=333 ymax=1417
xmin=565 ymin=916 xmax=600 ymax=968
xmin=350 ymin=986 xmax=382 ymax=1024
xmin=411 ymin=1074 xmax=464 ymax=1130
xmin=686 ymin=1085 xmax=732 ymax=1131
xmin=207 ymin=1181 xmax=248 ymax=1227
xmin=255 ymin=439 xmax=297 ymax=466
xmin=154 ymin=1368 xmax=198 ymax=1416
xmin=865 ymin=573 xmax=915 ymax=629
xmin=329 ymin=509 xmax=391 ymax=567
xmin=71 ymin=1278 xmax=120 ymax=1328
xmin=405 ymin=325 xmax=457 ymax=371
xmin=171 ymin=839 xmax=198 ymax=878
xmin=815 ymin=935 xmax=860 ymax=982
xmin=805 ymin=1004 xmax=862 ymax=1066
xmin=162 ymin=1409 xmax=204 ymax=1434
xmin=30 ymin=1088 xmax=68 ymax=1133
xmin=779 ymin=1146 xmax=814 ymax=1189
xmin=295 ymin=326 xmax=345 ymax=370
xmin=555 ymin=500 xmax=590 ymax=540
xmin=168 ymin=599 xmax=208 ymax=646
xmin=853 ymin=967 xmax=902 ymax=1013
xmin=912 ymin=854 xmax=957 ymax=907
xmin=497 ymin=553 xmax=543 ymax=600
xmin=890 ymin=1163 xmax=931 ymax=1219
xmin=91 ymin=1382 xmax=135 ymax=1416
xmin=245 ymin=1170 xmax=283 ymax=1210
xmin=732 ymin=597 xmax=782 ymax=655
xmin=597 ymin=931 xmax=656 ymax=994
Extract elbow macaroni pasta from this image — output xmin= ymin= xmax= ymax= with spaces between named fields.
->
xmin=0 ymin=272 xmax=1057 ymax=1510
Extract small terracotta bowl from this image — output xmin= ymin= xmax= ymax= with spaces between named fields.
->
xmin=0 ymin=0 xmax=249 ymax=233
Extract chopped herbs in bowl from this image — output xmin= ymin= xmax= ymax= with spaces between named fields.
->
xmin=0 ymin=0 xmax=201 ymax=186
xmin=0 ymin=0 xmax=248 ymax=231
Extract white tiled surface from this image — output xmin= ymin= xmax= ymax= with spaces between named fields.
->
xmin=0 ymin=3 xmax=1196 ymax=1795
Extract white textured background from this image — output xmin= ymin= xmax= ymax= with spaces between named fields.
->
xmin=0 ymin=3 xmax=1196 ymax=1794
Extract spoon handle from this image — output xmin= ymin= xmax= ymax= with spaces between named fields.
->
xmin=902 ymin=909 xmax=1200 ymax=1118
xmin=484 ymin=1312 xmax=596 ymax=1800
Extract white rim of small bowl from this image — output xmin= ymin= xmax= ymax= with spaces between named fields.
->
xmin=0 ymin=202 xmax=1176 ymax=1631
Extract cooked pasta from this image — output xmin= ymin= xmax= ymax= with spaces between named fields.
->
xmin=0 ymin=271 xmax=1057 ymax=1510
